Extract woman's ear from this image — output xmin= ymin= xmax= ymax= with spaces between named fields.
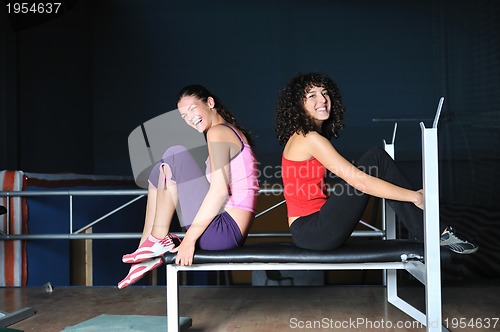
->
xmin=207 ymin=96 xmax=215 ymax=109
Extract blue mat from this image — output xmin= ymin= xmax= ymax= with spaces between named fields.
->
xmin=62 ymin=314 xmax=192 ymax=331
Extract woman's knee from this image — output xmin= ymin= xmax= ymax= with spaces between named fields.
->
xmin=148 ymin=145 xmax=189 ymax=188
xmin=355 ymin=146 xmax=390 ymax=173
xmin=363 ymin=146 xmax=388 ymax=159
xmin=161 ymin=145 xmax=189 ymax=162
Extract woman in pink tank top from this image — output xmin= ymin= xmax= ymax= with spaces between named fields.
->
xmin=118 ymin=85 xmax=259 ymax=288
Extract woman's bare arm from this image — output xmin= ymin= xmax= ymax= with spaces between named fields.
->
xmin=304 ymin=132 xmax=423 ymax=208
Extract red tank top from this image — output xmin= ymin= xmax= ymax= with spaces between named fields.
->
xmin=281 ymin=155 xmax=327 ymax=217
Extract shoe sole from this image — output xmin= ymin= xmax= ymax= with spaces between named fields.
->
xmin=118 ymin=258 xmax=163 ymax=289
xmin=443 ymin=243 xmax=479 ymax=255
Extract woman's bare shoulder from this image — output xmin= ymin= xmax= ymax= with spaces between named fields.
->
xmin=285 ymin=131 xmax=330 ymax=160
xmin=206 ymin=124 xmax=233 ymax=141
xmin=302 ymin=131 xmax=331 ymax=146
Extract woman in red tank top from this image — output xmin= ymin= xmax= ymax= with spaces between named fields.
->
xmin=274 ymin=72 xmax=477 ymax=254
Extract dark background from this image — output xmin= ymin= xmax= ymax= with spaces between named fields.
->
xmin=1 ymin=0 xmax=499 ymax=282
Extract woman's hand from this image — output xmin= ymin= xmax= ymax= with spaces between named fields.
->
xmin=170 ymin=240 xmax=196 ymax=266
xmin=413 ymin=189 xmax=424 ymax=210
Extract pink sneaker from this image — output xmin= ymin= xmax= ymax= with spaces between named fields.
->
xmin=117 ymin=257 xmax=163 ymax=289
xmin=122 ymin=234 xmax=180 ymax=264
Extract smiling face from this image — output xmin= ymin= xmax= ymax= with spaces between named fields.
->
xmin=177 ymin=95 xmax=216 ymax=133
xmin=303 ymin=85 xmax=331 ymax=126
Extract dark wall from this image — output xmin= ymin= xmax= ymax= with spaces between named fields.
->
xmin=0 ymin=0 xmax=437 ymax=177
xmin=1 ymin=0 xmax=92 ymax=173
xmin=1 ymin=1 xmax=499 ymax=282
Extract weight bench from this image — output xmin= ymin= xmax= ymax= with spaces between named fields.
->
xmin=162 ymin=98 xmax=448 ymax=332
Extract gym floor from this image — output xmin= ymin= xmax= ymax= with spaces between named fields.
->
xmin=1 ymin=283 xmax=499 ymax=331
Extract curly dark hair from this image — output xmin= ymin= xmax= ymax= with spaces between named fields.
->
xmin=274 ymin=72 xmax=345 ymax=145
xmin=177 ymin=84 xmax=255 ymax=147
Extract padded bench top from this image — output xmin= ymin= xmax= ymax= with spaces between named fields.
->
xmin=162 ymin=240 xmax=438 ymax=265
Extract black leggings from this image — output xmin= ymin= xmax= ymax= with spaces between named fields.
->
xmin=289 ymin=147 xmax=424 ymax=250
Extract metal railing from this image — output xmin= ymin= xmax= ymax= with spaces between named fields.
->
xmin=0 ymin=187 xmax=384 ymax=241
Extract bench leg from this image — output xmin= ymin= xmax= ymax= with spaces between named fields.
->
xmin=421 ymin=124 xmax=444 ymax=331
xmin=166 ymin=265 xmax=179 ymax=332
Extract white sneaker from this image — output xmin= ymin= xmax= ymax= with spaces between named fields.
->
xmin=440 ymin=226 xmax=478 ymax=254
xmin=117 ymin=257 xmax=163 ymax=289
xmin=122 ymin=234 xmax=180 ymax=263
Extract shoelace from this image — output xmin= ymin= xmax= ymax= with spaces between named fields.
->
xmin=159 ymin=234 xmax=181 ymax=247
xmin=449 ymin=230 xmax=470 ymax=243
xmin=443 ymin=228 xmax=475 ymax=246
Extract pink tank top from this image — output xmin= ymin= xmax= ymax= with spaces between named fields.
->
xmin=205 ymin=124 xmax=259 ymax=213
